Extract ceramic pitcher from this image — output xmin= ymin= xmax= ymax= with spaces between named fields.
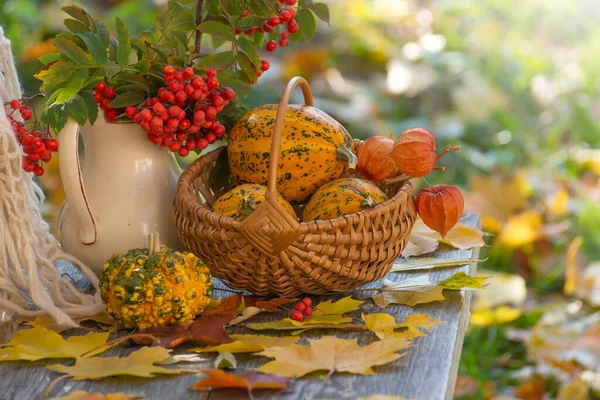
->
xmin=58 ymin=116 xmax=182 ymax=275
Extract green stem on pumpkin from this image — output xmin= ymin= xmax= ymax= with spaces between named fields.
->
xmin=238 ymin=196 xmax=258 ymax=218
xmin=336 ymin=144 xmax=358 ymax=169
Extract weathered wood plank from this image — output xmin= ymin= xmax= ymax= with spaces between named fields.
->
xmin=0 ymin=214 xmax=480 ymax=400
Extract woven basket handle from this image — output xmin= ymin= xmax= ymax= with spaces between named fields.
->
xmin=267 ymin=76 xmax=314 ymax=195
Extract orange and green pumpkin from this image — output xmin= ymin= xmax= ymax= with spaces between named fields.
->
xmin=302 ymin=178 xmax=388 ymax=221
xmin=212 ymin=183 xmax=297 ymax=221
xmin=227 ymin=104 xmax=357 ymax=203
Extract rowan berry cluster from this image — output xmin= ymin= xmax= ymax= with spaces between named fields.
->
xmin=4 ymin=99 xmax=58 ymax=176
xmin=93 ymin=81 xmax=119 ymax=122
xmin=290 ymin=297 xmax=313 ymax=321
xmin=236 ymin=0 xmax=298 ymax=53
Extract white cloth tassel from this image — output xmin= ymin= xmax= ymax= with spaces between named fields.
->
xmin=0 ymin=26 xmax=104 ymax=329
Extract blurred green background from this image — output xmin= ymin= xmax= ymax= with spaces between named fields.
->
xmin=2 ymin=0 xmax=600 ymax=398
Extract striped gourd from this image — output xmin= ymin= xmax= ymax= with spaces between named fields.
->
xmin=227 ymin=104 xmax=357 ymax=203
xmin=212 ymin=183 xmax=296 ymax=221
xmin=302 ymin=178 xmax=388 ymax=221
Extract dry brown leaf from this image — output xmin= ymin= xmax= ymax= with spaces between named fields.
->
xmin=191 ymin=369 xmax=290 ymax=397
xmin=401 ymin=234 xmax=439 ymax=257
xmin=50 ymin=391 xmax=144 ymax=400
xmin=257 ymin=336 xmax=411 ymax=378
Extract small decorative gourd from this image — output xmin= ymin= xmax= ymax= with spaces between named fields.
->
xmin=302 ymin=178 xmax=388 ymax=221
xmin=212 ymin=183 xmax=297 ymax=221
xmin=100 ymin=233 xmax=213 ymax=329
xmin=227 ymin=104 xmax=357 ymax=203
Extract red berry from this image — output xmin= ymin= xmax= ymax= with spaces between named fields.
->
xmin=288 ymin=8 xmax=297 ymax=18
xmin=192 ymin=77 xmax=204 ymax=89
xmin=23 ymin=159 xmax=34 ymax=173
xmin=186 ymin=140 xmax=196 ymax=150
xmin=160 ymin=91 xmax=175 ymax=103
xmin=266 ymin=40 xmax=277 ymax=52
xmin=205 ymin=107 xmax=217 ymax=120
xmin=152 ymin=103 xmax=165 ymax=115
xmin=207 ymin=77 xmax=219 ymax=90
xmin=21 ymin=110 xmax=32 ymax=120
xmin=286 ymin=0 xmax=296 ymax=4
xmin=222 ymin=87 xmax=235 ymax=100
xmin=295 ymin=302 xmax=306 ymax=312
xmin=46 ymin=139 xmax=59 ymax=152
xmin=93 ymin=91 xmax=103 ymax=102
xmin=174 ymin=72 xmax=184 ymax=81
xmin=212 ymin=96 xmax=224 ymax=107
xmin=215 ymin=125 xmax=226 ymax=137
xmin=150 ymin=116 xmax=163 ymax=128
xmin=290 ymin=310 xmax=303 ymax=322
xmin=206 ymin=68 xmax=217 ymax=78
xmin=281 ymin=31 xmax=289 ymax=40
xmin=183 ymin=67 xmax=194 ymax=78
xmin=193 ymin=110 xmax=205 ymax=123
xmin=242 ymin=10 xmax=251 ymax=17
xmin=40 ymin=152 xmax=52 ymax=162
xmin=192 ymin=90 xmax=205 ymax=101
xmin=167 ymin=118 xmax=180 ymax=129
xmin=169 ymin=106 xmax=182 ymax=118
xmin=261 ymin=60 xmax=270 ymax=71
xmin=256 ymin=70 xmax=263 ymax=77
xmin=31 ymin=138 xmax=43 ymax=149
xmin=168 ymin=82 xmax=182 ymax=92
xmin=125 ymin=106 xmax=137 ymax=118
xmin=197 ymin=138 xmax=209 ymax=149
xmin=188 ymin=124 xmax=200 ymax=134
xmin=163 ymin=136 xmax=174 ymax=146
xmin=179 ymin=119 xmax=191 ymax=130
xmin=268 ymin=16 xmax=282 ymax=26
xmin=32 ymin=130 xmax=42 ymax=138
xmin=304 ymin=306 xmax=313 ymax=317
xmin=140 ymin=109 xmax=153 ymax=122
xmin=185 ymin=84 xmax=195 ymax=95
xmin=279 ymin=39 xmax=289 ymax=47
xmin=287 ymin=19 xmax=299 ymax=34
xmin=99 ymin=99 xmax=111 ymax=111
xmin=105 ymin=109 xmax=119 ymax=122
xmin=164 ymin=65 xmax=175 ymax=75
xmin=280 ymin=10 xmax=292 ymax=21
xmin=235 ymin=28 xmax=241 ymax=34
xmin=168 ymin=142 xmax=181 ymax=152
xmin=9 ymin=100 xmax=19 ymax=109
xmin=302 ymin=297 xmax=312 ymax=307
xmin=206 ymin=133 xmax=217 ymax=144
xmin=175 ymin=90 xmax=187 ymax=103
xmin=33 ymin=166 xmax=44 ymax=176
xmin=95 ymin=81 xmax=107 ymax=92
xmin=103 ymin=87 xmax=116 ymax=99
xmin=21 ymin=135 xmax=33 ymax=146
xmin=178 ymin=147 xmax=189 ymax=157
xmin=29 ymin=153 xmax=40 ymax=161
xmin=140 ymin=122 xmax=151 ymax=132
xmin=262 ymin=23 xmax=274 ymax=33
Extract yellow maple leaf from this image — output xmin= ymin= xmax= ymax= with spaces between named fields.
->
xmin=313 ymin=296 xmax=364 ymax=316
xmin=51 ymin=391 xmax=143 ymax=400
xmin=0 ymin=325 xmax=109 ymax=361
xmin=26 ymin=313 xmax=115 ymax=333
xmin=46 ymin=347 xmax=193 ymax=395
xmin=437 ymin=272 xmax=489 ymax=290
xmin=498 ymin=210 xmax=542 ymax=247
xmin=409 ymin=219 xmax=487 ymax=251
xmin=363 ymin=313 xmax=442 ymax=340
xmin=193 ymin=334 xmax=300 ymax=353
xmin=257 ymin=336 xmax=411 ymax=378
xmin=470 ymin=306 xmax=522 ymax=327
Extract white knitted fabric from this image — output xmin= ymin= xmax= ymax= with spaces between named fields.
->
xmin=0 ymin=27 xmax=103 ymax=327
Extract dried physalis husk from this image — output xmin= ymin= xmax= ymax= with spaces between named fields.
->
xmin=356 ymin=136 xmax=399 ymax=182
xmin=391 ymin=128 xmax=437 ymax=178
xmin=416 ymin=184 xmax=464 ymax=237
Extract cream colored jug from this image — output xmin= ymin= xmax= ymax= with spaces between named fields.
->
xmin=58 ymin=116 xmax=182 ymax=275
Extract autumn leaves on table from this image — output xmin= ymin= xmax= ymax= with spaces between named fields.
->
xmin=8 ymin=0 xmax=327 ymax=175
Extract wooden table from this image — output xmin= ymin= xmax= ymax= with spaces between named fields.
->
xmin=0 ymin=214 xmax=480 ymax=400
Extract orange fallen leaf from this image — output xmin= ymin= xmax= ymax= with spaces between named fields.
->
xmin=191 ymin=370 xmax=290 ymax=398
xmin=204 ymin=294 xmax=295 ymax=325
xmin=257 ymin=336 xmax=411 ymax=378
xmin=50 ymin=391 xmax=144 ymax=400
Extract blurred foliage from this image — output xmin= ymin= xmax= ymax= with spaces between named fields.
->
xmin=2 ymin=0 xmax=600 ymax=398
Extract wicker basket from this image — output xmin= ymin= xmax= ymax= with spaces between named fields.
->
xmin=173 ymin=77 xmax=417 ymax=297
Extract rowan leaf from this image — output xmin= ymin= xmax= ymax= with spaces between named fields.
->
xmin=193 ymin=334 xmax=300 ymax=353
xmin=136 ymin=314 xmax=234 ymax=348
xmin=50 ymin=391 xmax=143 ymax=400
xmin=0 ymin=326 xmax=109 ymax=361
xmin=46 ymin=347 xmax=193 ymax=391
xmin=115 ymin=17 xmax=131 ymax=66
xmin=53 ymin=37 xmax=89 ymax=65
xmin=391 ymin=257 xmax=477 ymax=273
xmin=438 ymin=272 xmax=490 ymax=290
xmin=191 ymin=370 xmax=290 ymax=397
xmin=257 ymin=336 xmax=411 ymax=378
xmin=197 ymin=21 xmax=235 ymax=41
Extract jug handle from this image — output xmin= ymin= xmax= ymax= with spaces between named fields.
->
xmin=58 ymin=119 xmax=98 ymax=245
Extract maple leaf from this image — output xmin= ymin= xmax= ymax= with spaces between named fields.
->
xmin=246 ymin=296 xmax=364 ymax=332
xmin=407 ymin=218 xmax=487 ymax=253
xmin=257 ymin=336 xmax=411 ymax=378
xmin=193 ymin=334 xmax=300 ymax=353
xmin=391 ymin=257 xmax=479 ymax=273
xmin=50 ymin=391 xmax=144 ymax=400
xmin=363 ymin=313 xmax=442 ymax=340
xmin=401 ymin=234 xmax=438 ymax=257
xmin=0 ymin=325 xmax=109 ymax=361
xmin=203 ymin=294 xmax=294 ymax=325
xmin=46 ymin=347 xmax=193 ymax=395
xmin=190 ymin=370 xmax=290 ymax=399
xmin=438 ymin=272 xmax=489 ymax=290
xmin=136 ymin=314 xmax=234 ymax=348
xmin=24 ymin=313 xmax=116 ymax=333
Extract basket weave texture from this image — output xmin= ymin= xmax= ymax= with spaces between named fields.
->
xmin=173 ymin=77 xmax=417 ymax=297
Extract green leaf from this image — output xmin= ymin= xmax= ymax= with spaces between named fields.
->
xmin=253 ymin=31 xmax=265 ymax=46
xmin=109 ymin=37 xmax=119 ymax=63
xmin=96 ymin=21 xmax=111 ymax=48
xmin=56 ymin=69 xmax=89 ymax=104
xmin=67 ymin=95 xmax=88 ymax=125
xmin=104 ymin=64 xmax=123 ymax=80
xmin=167 ymin=55 xmax=186 ymax=68
xmin=53 ymin=37 xmax=89 ymax=65
xmin=211 ymin=36 xmax=227 ymax=50
xmin=115 ymin=17 xmax=131 ymax=66
xmin=173 ymin=31 xmax=190 ymax=49
xmin=297 ymin=9 xmax=317 ymax=41
xmin=221 ymin=0 xmax=276 ymax=18
xmin=312 ymin=3 xmax=330 ymax=24
xmin=34 ymin=61 xmax=81 ymax=83
xmin=45 ymin=103 xmax=69 ymax=132
xmin=235 ymin=17 xmax=266 ymax=30
xmin=77 ymin=32 xmax=108 ymax=65
xmin=61 ymin=5 xmax=95 ymax=31
xmin=236 ymin=36 xmax=261 ymax=69
xmin=218 ymin=70 xmax=251 ymax=98
xmin=80 ymin=91 xmax=98 ymax=125
xmin=64 ymin=19 xmax=91 ymax=33
xmin=194 ymin=51 xmax=236 ymax=70
xmin=299 ymin=0 xmax=314 ymax=7
xmin=39 ymin=53 xmax=63 ymax=65
xmin=236 ymin=52 xmax=258 ymax=81
xmin=109 ymin=91 xmax=146 ymax=108
xmin=83 ymin=68 xmax=106 ymax=89
xmin=197 ymin=21 xmax=235 ymax=42
xmin=206 ymin=0 xmax=221 ymax=16
xmin=114 ymin=73 xmax=153 ymax=92
xmin=139 ymin=30 xmax=157 ymax=45
xmin=132 ymin=59 xmax=151 ymax=75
